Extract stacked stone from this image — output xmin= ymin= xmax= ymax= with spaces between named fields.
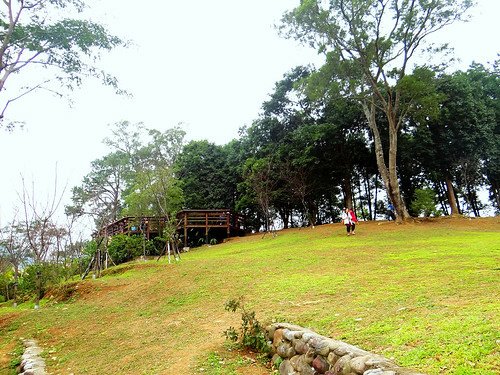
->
xmin=266 ymin=323 xmax=425 ymax=375
xmin=19 ymin=339 xmax=46 ymax=375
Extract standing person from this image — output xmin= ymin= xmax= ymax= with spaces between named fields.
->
xmin=386 ymin=203 xmax=396 ymax=221
xmin=348 ymin=208 xmax=358 ymax=235
xmin=341 ymin=207 xmax=352 ymax=236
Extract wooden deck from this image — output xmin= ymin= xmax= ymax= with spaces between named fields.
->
xmin=176 ymin=209 xmax=244 ymax=247
xmin=95 ymin=209 xmax=244 ymax=247
xmin=95 ymin=216 xmax=168 ymax=239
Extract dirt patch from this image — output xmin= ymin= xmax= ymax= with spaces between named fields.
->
xmin=44 ymin=280 xmax=127 ymax=303
xmin=0 ymin=311 xmax=20 ymax=332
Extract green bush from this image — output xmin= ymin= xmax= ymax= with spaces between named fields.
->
xmin=107 ymin=234 xmax=156 ymax=264
xmin=223 ymin=297 xmax=270 ymax=354
xmin=18 ymin=263 xmax=67 ymax=300
xmin=410 ymin=188 xmax=441 ymax=217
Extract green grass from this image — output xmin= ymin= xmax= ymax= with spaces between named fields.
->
xmin=0 ymin=217 xmax=498 ymax=374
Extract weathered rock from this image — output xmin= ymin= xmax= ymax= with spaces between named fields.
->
xmin=350 ymin=355 xmax=371 ymax=374
xmin=310 ymin=338 xmax=331 ymax=356
xmin=312 ymin=355 xmax=330 ymax=374
xmin=279 ymin=359 xmax=297 ymax=375
xmin=302 ymin=332 xmax=320 ymax=342
xmin=267 ymin=325 xmax=278 ymax=341
xmin=285 ymin=330 xmax=303 ymax=341
xmin=332 ymin=354 xmax=352 ymax=375
xmin=290 ymin=355 xmax=301 ymax=370
xmin=363 ymin=370 xmax=396 ymax=375
xmin=267 ymin=323 xmax=426 ymax=375
xmin=304 ymin=349 xmax=315 ymax=364
xmin=327 ymin=351 xmax=340 ymax=366
xmin=294 ymin=340 xmax=310 ymax=355
xmin=277 ymin=344 xmax=289 ymax=358
xmin=277 ymin=343 xmax=296 ymax=359
xmin=19 ymin=340 xmax=46 ymax=375
xmin=274 ymin=329 xmax=285 ymax=347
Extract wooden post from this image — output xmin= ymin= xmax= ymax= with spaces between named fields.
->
xmin=205 ymin=212 xmax=209 ymax=244
xmin=184 ymin=212 xmax=188 ymax=248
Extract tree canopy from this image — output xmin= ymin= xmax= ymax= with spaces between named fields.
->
xmin=0 ymin=0 xmax=126 ymax=128
xmin=279 ymin=0 xmax=474 ymax=221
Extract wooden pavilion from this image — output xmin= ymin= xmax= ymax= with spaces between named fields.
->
xmin=95 ymin=209 xmax=245 ymax=247
xmin=95 ymin=216 xmax=167 ymax=240
xmin=176 ymin=209 xmax=245 ymax=247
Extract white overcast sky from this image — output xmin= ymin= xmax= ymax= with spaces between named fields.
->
xmin=0 ymin=0 xmax=499 ymax=227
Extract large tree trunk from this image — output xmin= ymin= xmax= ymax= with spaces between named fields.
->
xmin=445 ymin=176 xmax=460 ymax=215
xmin=13 ymin=265 xmax=19 ymax=308
xmin=362 ymin=101 xmax=410 ymax=223
xmin=341 ymin=175 xmax=353 ymax=210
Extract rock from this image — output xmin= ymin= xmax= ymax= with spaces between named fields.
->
xmin=277 ymin=343 xmax=296 ymax=359
xmin=332 ymin=354 xmax=352 ymax=375
xmin=327 ymin=351 xmax=340 ymax=366
xmin=310 ymin=337 xmax=331 ymax=356
xmin=279 ymin=359 xmax=297 ymax=375
xmin=285 ymin=330 xmax=303 ymax=341
xmin=350 ymin=355 xmax=371 ymax=374
xmin=294 ymin=340 xmax=310 ymax=354
xmin=363 ymin=371 xmax=396 ymax=375
xmin=312 ymin=355 xmax=330 ymax=373
xmin=304 ymin=348 xmax=315 ymax=364
xmin=274 ymin=329 xmax=285 ymax=348
xmin=303 ymin=332 xmax=320 ymax=342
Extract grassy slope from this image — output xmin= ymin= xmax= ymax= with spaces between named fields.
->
xmin=0 ymin=217 xmax=499 ymax=375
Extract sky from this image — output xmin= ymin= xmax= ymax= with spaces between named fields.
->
xmin=0 ymin=0 xmax=499 ymax=229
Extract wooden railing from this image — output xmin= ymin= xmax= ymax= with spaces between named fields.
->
xmin=95 ymin=210 xmax=245 ymax=246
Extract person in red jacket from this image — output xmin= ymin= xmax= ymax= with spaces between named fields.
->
xmin=348 ymin=208 xmax=358 ymax=235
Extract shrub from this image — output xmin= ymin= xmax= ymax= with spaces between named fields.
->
xmin=107 ymin=234 xmax=155 ymax=264
xmin=410 ymin=188 xmax=441 ymax=217
xmin=18 ymin=263 xmax=66 ymax=301
xmin=223 ymin=297 xmax=270 ymax=354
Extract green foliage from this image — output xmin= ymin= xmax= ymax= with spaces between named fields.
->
xmin=175 ymin=140 xmax=237 ymax=209
xmin=410 ymin=188 xmax=441 ymax=217
xmin=9 ymin=342 xmax=24 ymax=373
xmin=0 ymin=0 xmax=127 ymax=127
xmin=107 ymin=234 xmax=154 ymax=264
xmin=223 ymin=298 xmax=270 ymax=354
xmin=17 ymin=263 xmax=67 ymax=301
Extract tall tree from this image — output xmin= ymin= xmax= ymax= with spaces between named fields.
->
xmin=20 ymin=173 xmax=65 ymax=309
xmin=280 ymin=0 xmax=473 ymax=222
xmin=0 ymin=0 xmax=126 ymax=128
xmin=0 ymin=217 xmax=29 ymax=307
xmin=175 ymin=140 xmax=233 ymax=209
xmin=466 ymin=61 xmax=500 ymax=213
xmin=414 ymin=68 xmax=496 ymax=216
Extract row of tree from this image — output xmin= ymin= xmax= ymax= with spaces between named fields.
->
xmin=177 ymin=62 xmax=498 ymax=227
xmin=62 ymin=58 xmax=499 ymax=237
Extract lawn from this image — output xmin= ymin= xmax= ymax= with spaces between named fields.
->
xmin=0 ymin=217 xmax=498 ymax=374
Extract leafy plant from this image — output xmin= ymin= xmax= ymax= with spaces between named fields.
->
xmin=410 ymin=188 xmax=441 ymax=217
xmin=9 ymin=342 xmax=24 ymax=373
xmin=223 ymin=297 xmax=270 ymax=354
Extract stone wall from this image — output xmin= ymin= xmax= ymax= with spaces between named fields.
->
xmin=267 ymin=323 xmax=426 ymax=375
xmin=18 ymin=339 xmax=46 ymax=375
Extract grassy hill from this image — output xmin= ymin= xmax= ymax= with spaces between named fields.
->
xmin=0 ymin=217 xmax=499 ymax=374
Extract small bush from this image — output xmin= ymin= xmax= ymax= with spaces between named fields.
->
xmin=107 ymin=234 xmax=156 ymax=264
xmin=223 ymin=297 xmax=270 ymax=354
xmin=410 ymin=188 xmax=441 ymax=217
